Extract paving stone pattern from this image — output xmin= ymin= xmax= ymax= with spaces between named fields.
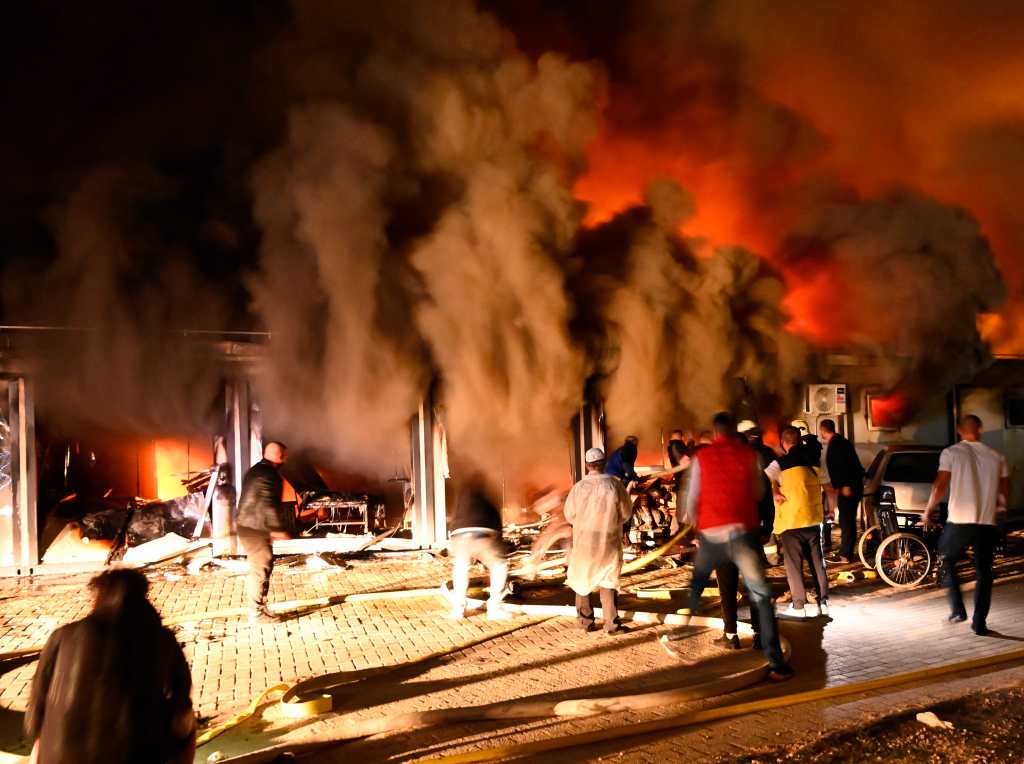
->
xmin=1 ymin=541 xmax=1023 ymax=761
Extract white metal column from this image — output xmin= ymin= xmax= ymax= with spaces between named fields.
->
xmin=411 ymin=393 xmax=447 ymax=547
xmin=4 ymin=377 xmax=38 ymax=573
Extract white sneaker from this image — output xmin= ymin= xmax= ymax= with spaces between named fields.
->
xmin=448 ymin=606 xmax=466 ymax=620
xmin=779 ymin=605 xmax=808 ymax=619
xmin=818 ymin=601 xmax=830 ymax=617
xmin=486 ymin=606 xmax=513 ymax=620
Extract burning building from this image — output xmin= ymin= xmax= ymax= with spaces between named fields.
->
xmin=3 ymin=1 xmax=1024 ymax=570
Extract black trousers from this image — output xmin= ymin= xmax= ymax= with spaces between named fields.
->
xmin=576 ymin=588 xmax=619 ymax=631
xmin=779 ymin=526 xmax=829 ymax=609
xmin=716 ymin=561 xmax=761 ymax=636
xmin=837 ymin=491 xmax=862 ymax=559
xmin=238 ymin=526 xmax=274 ymax=612
xmin=939 ymin=522 xmax=997 ymax=629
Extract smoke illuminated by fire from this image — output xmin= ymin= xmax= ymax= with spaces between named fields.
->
xmin=4 ymin=0 xmax=1021 ymax=488
xmin=557 ymin=1 xmax=1024 ymax=355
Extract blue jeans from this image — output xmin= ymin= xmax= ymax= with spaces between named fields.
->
xmin=689 ymin=530 xmax=786 ymax=668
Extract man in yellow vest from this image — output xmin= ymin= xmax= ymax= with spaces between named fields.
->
xmin=766 ymin=426 xmax=829 ymax=619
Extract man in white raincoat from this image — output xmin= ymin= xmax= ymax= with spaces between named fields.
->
xmin=564 ymin=447 xmax=634 ymax=634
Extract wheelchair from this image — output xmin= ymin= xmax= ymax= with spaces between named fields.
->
xmin=857 ymin=489 xmax=945 ymax=588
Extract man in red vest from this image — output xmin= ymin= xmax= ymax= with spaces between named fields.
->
xmin=661 ymin=412 xmax=793 ymax=681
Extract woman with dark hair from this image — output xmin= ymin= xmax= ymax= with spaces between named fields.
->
xmin=25 ymin=569 xmax=195 ymax=764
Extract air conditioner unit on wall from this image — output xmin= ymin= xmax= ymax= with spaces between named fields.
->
xmin=806 ymin=384 xmax=847 ymax=416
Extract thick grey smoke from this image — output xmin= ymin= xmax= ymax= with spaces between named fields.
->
xmin=250 ymin=104 xmax=427 ymax=476
xmin=576 ymin=180 xmax=808 ymax=444
xmin=1 ymin=163 xmax=228 ymax=436
xmin=250 ymin=0 xmax=597 ymax=480
xmin=5 ymin=0 xmax=1010 ymax=491
xmin=780 ymin=193 xmax=1006 ymax=400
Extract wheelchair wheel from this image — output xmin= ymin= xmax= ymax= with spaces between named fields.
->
xmin=875 ymin=533 xmax=932 ymax=588
xmin=858 ymin=524 xmax=882 ymax=570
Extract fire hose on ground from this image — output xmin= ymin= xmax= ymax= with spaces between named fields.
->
xmin=0 ymin=521 xmax=851 ymax=762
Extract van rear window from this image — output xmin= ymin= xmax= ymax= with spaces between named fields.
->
xmin=883 ymin=453 xmax=940 ymax=484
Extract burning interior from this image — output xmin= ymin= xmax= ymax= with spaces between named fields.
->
xmin=1 ymin=1 xmax=1023 ymax=572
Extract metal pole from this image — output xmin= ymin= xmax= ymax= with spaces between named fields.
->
xmin=9 ymin=377 xmax=38 ymax=572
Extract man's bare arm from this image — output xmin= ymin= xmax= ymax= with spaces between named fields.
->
xmin=923 ymin=470 xmax=951 ymax=526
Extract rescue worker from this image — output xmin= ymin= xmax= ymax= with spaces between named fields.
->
xmin=565 ymin=447 xmax=634 ymax=634
xmin=235 ymin=441 xmax=291 ymax=624
xmin=26 ymin=569 xmax=195 ymax=764
xmin=448 ymin=475 xmax=511 ymax=620
xmin=766 ymin=427 xmax=829 ymax=618
xmin=663 ymin=412 xmax=793 ymax=681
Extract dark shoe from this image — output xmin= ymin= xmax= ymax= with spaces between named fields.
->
xmin=972 ymin=623 xmax=990 ymax=636
xmin=605 ymin=623 xmax=631 ymax=635
xmin=946 ymin=613 xmax=968 ymax=624
xmin=580 ymin=622 xmax=599 ymax=633
xmin=767 ymin=663 xmax=795 ymax=682
xmin=716 ymin=634 xmax=741 ymax=650
xmin=752 ymin=633 xmax=763 ymax=651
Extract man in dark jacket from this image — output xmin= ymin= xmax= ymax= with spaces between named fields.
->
xmin=26 ymin=569 xmax=194 ymax=764
xmin=820 ymin=419 xmax=865 ymax=562
xmin=448 ymin=475 xmax=510 ymax=620
xmin=236 ymin=441 xmax=290 ymax=623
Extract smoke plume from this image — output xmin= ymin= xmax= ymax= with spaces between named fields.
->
xmin=781 ymin=192 xmax=1006 ymax=397
xmin=1 ymin=163 xmax=230 ymax=436
xmin=574 ymin=179 xmax=808 ymax=444
xmin=2 ymin=0 xmax=1016 ymax=487
xmin=250 ymin=0 xmax=597 ymax=479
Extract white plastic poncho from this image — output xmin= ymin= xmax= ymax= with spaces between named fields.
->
xmin=564 ymin=473 xmax=633 ymax=595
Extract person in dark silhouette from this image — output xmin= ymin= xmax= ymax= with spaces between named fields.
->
xmin=819 ymin=419 xmax=865 ymax=563
xmin=236 ymin=441 xmax=291 ymax=623
xmin=26 ymin=569 xmax=194 ymax=764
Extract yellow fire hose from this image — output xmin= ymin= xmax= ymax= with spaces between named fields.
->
xmin=622 ymin=525 xmax=693 ymax=574
xmin=431 ymin=644 xmax=1024 ymax=762
xmin=195 ymin=613 xmax=551 ymax=747
xmin=204 ymin=593 xmax=779 ymax=762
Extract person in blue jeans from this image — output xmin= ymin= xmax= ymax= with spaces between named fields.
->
xmin=660 ymin=412 xmax=793 ymax=681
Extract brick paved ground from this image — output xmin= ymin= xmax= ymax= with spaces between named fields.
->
xmin=1 ymin=536 xmax=1023 ymax=762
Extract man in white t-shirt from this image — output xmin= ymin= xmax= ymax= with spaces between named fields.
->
xmin=923 ymin=414 xmax=1010 ymax=635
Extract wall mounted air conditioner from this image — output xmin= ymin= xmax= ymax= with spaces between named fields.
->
xmin=806 ymin=384 xmax=847 ymax=416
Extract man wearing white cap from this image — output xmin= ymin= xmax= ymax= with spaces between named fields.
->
xmin=564 ymin=447 xmax=634 ymax=633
